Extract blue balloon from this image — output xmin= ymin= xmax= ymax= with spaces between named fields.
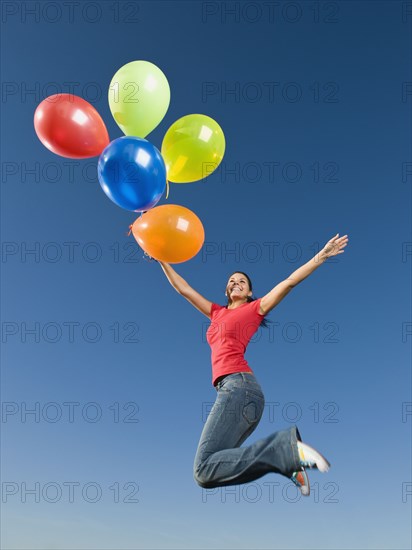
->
xmin=98 ymin=136 xmax=166 ymax=212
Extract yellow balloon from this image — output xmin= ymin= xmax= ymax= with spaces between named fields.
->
xmin=108 ymin=60 xmax=170 ymax=138
xmin=161 ymin=114 xmax=225 ymax=183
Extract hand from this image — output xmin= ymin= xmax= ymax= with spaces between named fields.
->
xmin=322 ymin=233 xmax=349 ymax=258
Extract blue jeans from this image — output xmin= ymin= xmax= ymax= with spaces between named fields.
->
xmin=193 ymin=372 xmax=302 ymax=488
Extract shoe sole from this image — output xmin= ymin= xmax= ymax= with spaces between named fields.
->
xmin=292 ymin=469 xmax=310 ymax=497
xmin=299 ymin=469 xmax=310 ymax=496
xmin=302 ymin=443 xmax=331 ymax=473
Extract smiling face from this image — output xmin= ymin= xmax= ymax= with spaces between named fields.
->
xmin=225 ymin=272 xmax=253 ymax=304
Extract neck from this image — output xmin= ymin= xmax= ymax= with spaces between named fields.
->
xmin=227 ymin=298 xmax=249 ymax=309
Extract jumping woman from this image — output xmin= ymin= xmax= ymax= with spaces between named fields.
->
xmin=158 ymin=233 xmax=348 ymax=496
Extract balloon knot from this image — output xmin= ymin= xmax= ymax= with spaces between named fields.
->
xmin=126 ymin=224 xmax=133 ymax=237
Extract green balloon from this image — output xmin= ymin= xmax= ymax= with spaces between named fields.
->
xmin=108 ymin=60 xmax=170 ymax=138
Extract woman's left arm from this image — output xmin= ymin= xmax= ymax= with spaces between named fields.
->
xmin=260 ymin=233 xmax=349 ymax=315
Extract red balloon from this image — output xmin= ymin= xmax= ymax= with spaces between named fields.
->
xmin=34 ymin=94 xmax=110 ymax=159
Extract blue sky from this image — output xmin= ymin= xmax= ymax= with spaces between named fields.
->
xmin=1 ymin=1 xmax=411 ymax=549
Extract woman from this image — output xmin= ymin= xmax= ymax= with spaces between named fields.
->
xmin=158 ymin=233 xmax=348 ymax=496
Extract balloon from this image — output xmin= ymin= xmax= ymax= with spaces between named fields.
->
xmin=131 ymin=204 xmax=205 ymax=263
xmin=161 ymin=114 xmax=225 ymax=183
xmin=108 ymin=60 xmax=170 ymax=138
xmin=98 ymin=137 xmax=166 ymax=212
xmin=34 ymin=94 xmax=110 ymax=158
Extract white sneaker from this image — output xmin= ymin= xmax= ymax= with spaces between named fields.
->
xmin=297 ymin=441 xmax=331 ymax=473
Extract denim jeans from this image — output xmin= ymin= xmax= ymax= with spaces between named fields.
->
xmin=193 ymin=372 xmax=302 ymax=488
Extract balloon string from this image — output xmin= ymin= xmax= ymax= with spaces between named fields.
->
xmin=143 ymin=251 xmax=158 ymax=263
xmin=166 ymin=180 xmax=170 ymax=200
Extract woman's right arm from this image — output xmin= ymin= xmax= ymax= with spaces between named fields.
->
xmin=158 ymin=261 xmax=213 ymax=319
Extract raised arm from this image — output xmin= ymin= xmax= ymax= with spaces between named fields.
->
xmin=260 ymin=233 xmax=349 ymax=315
xmin=158 ymin=261 xmax=213 ymax=319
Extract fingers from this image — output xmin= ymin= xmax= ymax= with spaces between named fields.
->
xmin=332 ymin=234 xmax=349 ymax=243
xmin=337 ymin=237 xmax=349 ymax=253
xmin=325 ymin=234 xmax=349 ymax=257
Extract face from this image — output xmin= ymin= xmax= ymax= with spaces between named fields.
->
xmin=225 ymin=273 xmax=252 ymax=302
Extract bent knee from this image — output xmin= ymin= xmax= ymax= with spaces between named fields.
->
xmin=193 ymin=466 xmax=216 ymax=489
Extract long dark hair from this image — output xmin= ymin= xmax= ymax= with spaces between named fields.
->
xmin=225 ymin=271 xmax=270 ymax=329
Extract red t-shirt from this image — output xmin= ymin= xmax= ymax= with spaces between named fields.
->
xmin=206 ymin=298 xmax=266 ymax=386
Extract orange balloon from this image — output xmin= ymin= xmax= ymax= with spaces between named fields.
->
xmin=131 ymin=204 xmax=205 ymax=263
